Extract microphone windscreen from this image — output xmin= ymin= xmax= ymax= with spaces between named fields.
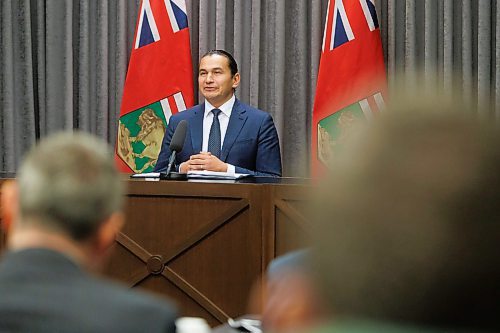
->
xmin=169 ymin=120 xmax=188 ymax=153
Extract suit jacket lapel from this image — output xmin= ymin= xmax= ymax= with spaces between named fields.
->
xmin=220 ymin=99 xmax=248 ymax=161
xmin=190 ymin=104 xmax=204 ymax=153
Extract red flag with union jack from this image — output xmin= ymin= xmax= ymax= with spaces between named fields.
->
xmin=115 ymin=0 xmax=194 ymax=173
xmin=311 ymin=0 xmax=387 ymax=175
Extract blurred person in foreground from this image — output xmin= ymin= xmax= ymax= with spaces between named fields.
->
xmin=310 ymin=96 xmax=500 ymax=333
xmin=261 ymin=249 xmax=326 ymax=333
xmin=0 ymin=132 xmax=176 ymax=333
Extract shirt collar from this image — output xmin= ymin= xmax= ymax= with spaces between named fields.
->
xmin=204 ymin=94 xmax=235 ymax=118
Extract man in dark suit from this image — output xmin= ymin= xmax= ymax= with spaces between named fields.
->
xmin=0 ymin=132 xmax=177 ymax=333
xmin=154 ymin=50 xmax=282 ymax=177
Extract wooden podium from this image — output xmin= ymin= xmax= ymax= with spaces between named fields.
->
xmin=0 ymin=175 xmax=310 ymax=326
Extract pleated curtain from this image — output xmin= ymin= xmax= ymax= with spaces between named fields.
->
xmin=1 ymin=0 xmax=498 ymax=176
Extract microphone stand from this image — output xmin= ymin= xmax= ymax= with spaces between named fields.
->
xmin=164 ymin=150 xmax=177 ymax=176
xmin=160 ymin=151 xmax=187 ymax=180
xmin=159 ymin=119 xmax=188 ymax=181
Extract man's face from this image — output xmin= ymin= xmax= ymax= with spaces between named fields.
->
xmin=198 ymin=54 xmax=240 ymax=108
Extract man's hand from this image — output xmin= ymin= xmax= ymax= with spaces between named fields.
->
xmin=180 ymin=152 xmax=228 ymax=172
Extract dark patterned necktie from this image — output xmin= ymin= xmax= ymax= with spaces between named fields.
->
xmin=207 ymin=109 xmax=222 ymax=157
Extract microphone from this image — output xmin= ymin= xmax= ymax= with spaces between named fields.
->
xmin=161 ymin=120 xmax=188 ymax=180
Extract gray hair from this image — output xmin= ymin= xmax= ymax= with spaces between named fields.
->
xmin=17 ymin=131 xmax=124 ymax=240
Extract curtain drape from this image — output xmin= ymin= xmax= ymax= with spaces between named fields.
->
xmin=0 ymin=0 xmax=140 ymax=170
xmin=1 ymin=0 xmax=498 ymax=176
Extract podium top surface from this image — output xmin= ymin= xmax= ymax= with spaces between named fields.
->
xmin=1 ymin=172 xmax=310 ymax=186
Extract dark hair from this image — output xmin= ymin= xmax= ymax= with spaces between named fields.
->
xmin=201 ymin=49 xmax=238 ymax=76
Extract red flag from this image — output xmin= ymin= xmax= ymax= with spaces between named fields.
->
xmin=115 ymin=0 xmax=194 ymax=173
xmin=311 ymin=0 xmax=387 ymax=175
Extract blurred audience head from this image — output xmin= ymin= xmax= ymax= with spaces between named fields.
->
xmin=1 ymin=132 xmax=124 ymax=268
xmin=262 ymin=250 xmax=325 ymax=332
xmin=313 ymin=94 xmax=500 ymax=331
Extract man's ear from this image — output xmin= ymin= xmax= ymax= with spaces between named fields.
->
xmin=1 ymin=181 xmax=19 ymax=233
xmin=96 ymin=212 xmax=124 ymax=253
xmin=232 ymin=73 xmax=241 ymax=89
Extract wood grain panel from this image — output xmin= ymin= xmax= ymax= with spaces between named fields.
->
xmin=0 ymin=176 xmax=310 ymax=327
xmin=266 ymin=184 xmax=313 ymax=261
xmin=103 ymin=180 xmax=270 ymax=327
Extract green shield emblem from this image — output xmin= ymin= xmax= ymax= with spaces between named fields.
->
xmin=317 ymin=100 xmax=366 ymax=166
xmin=117 ymin=102 xmax=167 ymax=173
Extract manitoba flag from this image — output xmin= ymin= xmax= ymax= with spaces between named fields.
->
xmin=312 ymin=0 xmax=387 ymax=174
xmin=115 ymin=0 xmax=194 ymax=173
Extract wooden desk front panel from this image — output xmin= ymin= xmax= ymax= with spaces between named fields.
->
xmin=0 ymin=177 xmax=309 ymax=326
xmin=268 ymin=185 xmax=311 ymax=260
xmin=104 ymin=180 xmax=265 ymax=327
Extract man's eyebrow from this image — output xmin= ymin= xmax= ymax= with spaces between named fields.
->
xmin=199 ymin=66 xmax=224 ymax=71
